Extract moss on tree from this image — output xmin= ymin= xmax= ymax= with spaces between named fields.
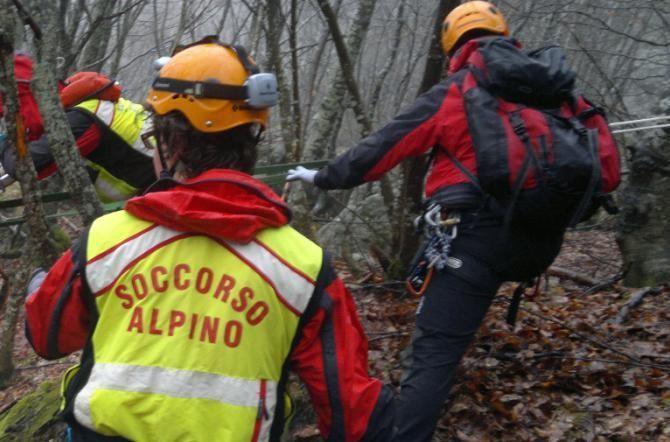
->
xmin=0 ymin=381 xmax=65 ymax=440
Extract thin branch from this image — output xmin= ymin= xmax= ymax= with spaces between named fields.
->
xmin=369 ymin=332 xmax=410 ymax=342
xmin=531 ymin=354 xmax=669 ymax=371
xmin=615 ymin=287 xmax=661 ymax=325
xmin=547 ymin=266 xmax=600 ymax=286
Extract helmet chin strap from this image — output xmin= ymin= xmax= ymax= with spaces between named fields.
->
xmin=144 ymin=144 xmax=179 ymax=194
xmin=156 ymin=143 xmax=174 ymax=179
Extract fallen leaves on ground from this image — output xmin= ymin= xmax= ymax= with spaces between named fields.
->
xmin=354 ymin=228 xmax=669 ymax=441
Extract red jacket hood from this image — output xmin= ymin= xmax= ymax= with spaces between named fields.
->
xmin=125 ymin=169 xmax=291 ymax=243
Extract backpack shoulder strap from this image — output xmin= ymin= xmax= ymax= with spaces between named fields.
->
xmin=440 ymin=144 xmax=482 ymax=192
xmin=568 ymin=128 xmax=602 ymax=226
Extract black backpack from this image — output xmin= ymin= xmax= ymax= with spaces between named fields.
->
xmin=454 ymin=40 xmax=621 ymax=230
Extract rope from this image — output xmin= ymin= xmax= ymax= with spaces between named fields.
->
xmin=611 ymin=123 xmax=670 ymax=134
xmin=608 ymin=115 xmax=670 ymax=134
xmin=609 ymin=115 xmax=670 ymax=127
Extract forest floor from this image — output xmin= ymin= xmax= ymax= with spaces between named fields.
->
xmin=0 ymin=220 xmax=668 ymax=441
xmin=350 ymin=226 xmax=670 ymax=441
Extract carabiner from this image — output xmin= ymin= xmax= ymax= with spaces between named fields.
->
xmin=424 ymin=204 xmax=442 ymax=227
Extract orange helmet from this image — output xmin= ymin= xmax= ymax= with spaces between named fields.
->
xmin=147 ymin=37 xmax=275 ymax=133
xmin=441 ymin=1 xmax=509 ymax=55
xmin=60 ymin=72 xmax=121 ymax=108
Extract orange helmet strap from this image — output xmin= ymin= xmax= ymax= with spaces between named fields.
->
xmin=157 ymin=144 xmax=170 ymax=176
xmin=152 ymin=141 xmax=179 ymax=187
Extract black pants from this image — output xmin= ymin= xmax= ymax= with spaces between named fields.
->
xmin=393 ymin=211 xmax=563 ymax=441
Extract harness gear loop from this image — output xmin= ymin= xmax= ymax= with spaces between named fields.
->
xmin=407 ymin=205 xmax=460 ymax=297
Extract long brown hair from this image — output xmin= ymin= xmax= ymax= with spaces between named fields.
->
xmin=153 ymin=112 xmax=261 ymax=178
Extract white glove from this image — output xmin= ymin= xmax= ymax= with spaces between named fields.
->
xmin=26 ymin=268 xmax=47 ymax=298
xmin=286 ymin=166 xmax=317 ymax=184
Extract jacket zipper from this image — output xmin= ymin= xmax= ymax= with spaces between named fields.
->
xmin=251 ymin=380 xmax=267 ymax=442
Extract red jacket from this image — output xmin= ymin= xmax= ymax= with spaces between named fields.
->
xmin=25 ymin=170 xmax=393 ymax=441
xmin=315 ymin=36 xmax=620 ymax=219
xmin=313 ymin=39 xmax=491 ymax=202
xmin=313 ymin=37 xmax=572 ymax=207
xmin=0 ymin=53 xmax=58 ymax=142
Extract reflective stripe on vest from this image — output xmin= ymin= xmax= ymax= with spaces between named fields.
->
xmin=75 ymin=98 xmax=151 ymax=157
xmin=86 ymin=224 xmax=184 ymax=295
xmin=91 ymin=100 xmax=114 ymax=125
xmin=78 ymin=210 xmax=322 ymax=440
xmin=74 ymin=363 xmax=277 ymax=441
xmin=86 ymin=224 xmax=316 ymax=315
xmin=87 ymin=163 xmax=141 ymax=203
xmin=74 ymin=98 xmax=152 ymax=201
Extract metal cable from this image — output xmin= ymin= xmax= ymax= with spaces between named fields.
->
xmin=609 ymin=115 xmax=670 ymax=127
xmin=611 ymin=123 xmax=670 ymax=134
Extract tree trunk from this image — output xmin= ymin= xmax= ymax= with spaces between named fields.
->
xmin=369 ymin=1 xmax=405 ymax=123
xmin=0 ymin=4 xmax=58 ymax=384
xmin=245 ymin=0 xmax=265 ymax=58
xmin=78 ymin=0 xmax=115 ymax=71
xmin=265 ymin=0 xmax=295 ymax=162
xmin=314 ymin=0 xmax=372 ymax=135
xmin=313 ymin=0 xmax=398 ymax=221
xmin=617 ymin=140 xmax=670 ymax=286
xmin=307 ymin=0 xmax=376 ymax=161
xmin=152 ymin=0 xmax=168 ymax=56
xmin=287 ymin=0 xmax=303 ymax=161
xmin=57 ymin=0 xmax=86 ymax=75
xmin=31 ymin=3 xmax=105 ymax=225
xmin=300 ymin=0 xmax=343 ymax=144
xmin=0 ymin=255 xmax=36 ymax=386
xmin=109 ymin=0 xmax=148 ymax=78
xmin=168 ymin=1 xmax=191 ymax=54
xmin=214 ymin=0 xmax=233 ymax=35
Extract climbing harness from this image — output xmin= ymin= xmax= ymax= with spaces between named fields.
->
xmin=406 ymin=204 xmax=460 ymax=297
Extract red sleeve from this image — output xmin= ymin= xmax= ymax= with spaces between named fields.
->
xmin=313 ymin=81 xmax=450 ymax=190
xmin=25 ymin=248 xmax=91 ymax=359
xmin=74 ymin=122 xmax=102 ymax=157
xmin=290 ymin=275 xmax=385 ymax=441
xmin=34 ymin=112 xmax=101 ymax=179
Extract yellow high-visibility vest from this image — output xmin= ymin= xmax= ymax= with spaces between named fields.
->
xmin=71 ymin=210 xmax=323 ymax=441
xmin=74 ymin=98 xmax=153 ymax=202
